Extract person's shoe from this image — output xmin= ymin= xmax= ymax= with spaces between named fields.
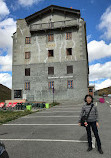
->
xmin=98 ymin=148 xmax=103 ymax=154
xmin=87 ymin=147 xmax=92 ymax=151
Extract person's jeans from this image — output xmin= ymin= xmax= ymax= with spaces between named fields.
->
xmin=86 ymin=121 xmax=101 ymax=149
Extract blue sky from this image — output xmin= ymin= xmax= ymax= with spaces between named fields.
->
xmin=0 ymin=0 xmax=111 ymax=90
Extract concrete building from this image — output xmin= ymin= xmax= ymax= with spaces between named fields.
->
xmin=12 ymin=5 xmax=89 ymax=103
xmin=88 ymin=85 xmax=95 ymax=97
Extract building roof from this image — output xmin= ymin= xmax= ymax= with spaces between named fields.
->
xmin=25 ymin=5 xmax=81 ymax=24
xmin=88 ymin=85 xmax=95 ymax=88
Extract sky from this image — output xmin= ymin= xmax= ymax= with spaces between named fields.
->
xmin=0 ymin=0 xmax=111 ymax=90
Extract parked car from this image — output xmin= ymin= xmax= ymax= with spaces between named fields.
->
xmin=108 ymin=94 xmax=111 ymax=97
xmin=103 ymin=94 xmax=108 ymax=97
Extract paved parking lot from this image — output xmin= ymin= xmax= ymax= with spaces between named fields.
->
xmin=0 ymin=99 xmax=111 ymax=158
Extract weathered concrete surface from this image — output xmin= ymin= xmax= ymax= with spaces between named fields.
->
xmin=12 ymin=6 xmax=89 ymax=103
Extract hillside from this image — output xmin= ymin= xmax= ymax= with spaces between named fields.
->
xmin=0 ymin=84 xmax=11 ymax=102
xmin=95 ymin=86 xmax=111 ymax=96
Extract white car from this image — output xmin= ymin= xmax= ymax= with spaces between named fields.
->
xmin=108 ymin=94 xmax=111 ymax=97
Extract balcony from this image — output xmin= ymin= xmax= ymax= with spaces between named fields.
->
xmin=30 ymin=20 xmax=79 ymax=32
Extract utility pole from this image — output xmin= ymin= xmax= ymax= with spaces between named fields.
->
xmin=52 ymin=86 xmax=54 ymax=103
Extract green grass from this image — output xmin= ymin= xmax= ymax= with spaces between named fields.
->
xmin=50 ymin=102 xmax=60 ymax=107
xmin=0 ymin=110 xmax=36 ymax=124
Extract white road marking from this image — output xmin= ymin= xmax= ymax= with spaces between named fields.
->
xmin=0 ymin=138 xmax=87 ymax=143
xmin=39 ymin=111 xmax=80 ymax=113
xmin=92 ymin=137 xmax=95 ymax=148
xmin=49 ymin=108 xmax=82 ymax=109
xmin=47 ymin=109 xmax=81 ymax=111
xmin=23 ymin=116 xmax=79 ymax=118
xmin=105 ymin=101 xmax=111 ymax=107
xmin=53 ymin=106 xmax=82 ymax=108
xmin=3 ymin=124 xmax=78 ymax=126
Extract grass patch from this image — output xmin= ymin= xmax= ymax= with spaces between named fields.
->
xmin=50 ymin=102 xmax=60 ymax=107
xmin=0 ymin=110 xmax=36 ymax=125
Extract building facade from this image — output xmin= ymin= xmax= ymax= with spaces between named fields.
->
xmin=12 ymin=5 xmax=89 ymax=103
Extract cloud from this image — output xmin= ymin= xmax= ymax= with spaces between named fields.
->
xmin=0 ymin=18 xmax=16 ymax=26
xmin=98 ymin=5 xmax=111 ymax=40
xmin=89 ymin=61 xmax=111 ymax=81
xmin=18 ymin=0 xmax=43 ymax=6
xmin=0 ymin=55 xmax=12 ymax=71
xmin=88 ymin=40 xmax=111 ymax=61
xmin=89 ymin=61 xmax=111 ymax=90
xmin=0 ymin=0 xmax=9 ymax=18
xmin=0 ymin=18 xmax=16 ymax=72
xmin=0 ymin=18 xmax=16 ymax=49
xmin=0 ymin=73 xmax=12 ymax=89
xmin=87 ymin=34 xmax=92 ymax=43
xmin=94 ymin=79 xmax=111 ymax=90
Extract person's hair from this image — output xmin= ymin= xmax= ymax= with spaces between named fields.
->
xmin=84 ymin=94 xmax=93 ymax=103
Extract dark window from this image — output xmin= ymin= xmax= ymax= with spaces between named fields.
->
xmin=67 ymin=80 xmax=73 ymax=88
xmin=89 ymin=88 xmax=93 ymax=92
xmin=25 ymin=68 xmax=30 ymax=76
xmin=14 ymin=90 xmax=22 ymax=98
xmin=25 ymin=37 xmax=31 ymax=44
xmin=48 ymin=34 xmax=54 ymax=42
xmin=48 ymin=67 xmax=54 ymax=75
xmin=25 ymin=52 xmax=30 ymax=59
xmin=67 ymin=66 xmax=73 ymax=74
xmin=66 ymin=48 xmax=72 ymax=55
xmin=66 ymin=32 xmax=72 ymax=40
xmin=25 ymin=82 xmax=30 ymax=90
xmin=48 ymin=50 xmax=54 ymax=57
xmin=49 ymin=81 xmax=54 ymax=89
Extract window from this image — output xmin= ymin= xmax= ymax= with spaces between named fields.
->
xmin=67 ymin=80 xmax=73 ymax=88
xmin=14 ymin=90 xmax=22 ymax=98
xmin=25 ymin=37 xmax=31 ymax=44
xmin=66 ymin=32 xmax=72 ymax=40
xmin=25 ymin=68 xmax=30 ymax=76
xmin=48 ymin=67 xmax=54 ymax=75
xmin=48 ymin=50 xmax=54 ymax=57
xmin=67 ymin=66 xmax=73 ymax=74
xmin=25 ymin=52 xmax=30 ymax=59
xmin=89 ymin=88 xmax=93 ymax=92
xmin=49 ymin=81 xmax=54 ymax=89
xmin=25 ymin=82 xmax=30 ymax=90
xmin=66 ymin=48 xmax=72 ymax=55
xmin=48 ymin=34 xmax=54 ymax=42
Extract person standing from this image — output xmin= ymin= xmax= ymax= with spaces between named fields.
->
xmin=78 ymin=94 xmax=103 ymax=154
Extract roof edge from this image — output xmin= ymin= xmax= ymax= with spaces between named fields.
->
xmin=25 ymin=5 xmax=81 ymax=23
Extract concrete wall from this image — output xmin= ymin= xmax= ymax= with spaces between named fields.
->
xmin=12 ymin=9 xmax=89 ymax=103
xmin=13 ymin=19 xmax=86 ymax=65
xmin=12 ymin=60 xmax=88 ymax=103
xmin=31 ymin=12 xmax=77 ymax=24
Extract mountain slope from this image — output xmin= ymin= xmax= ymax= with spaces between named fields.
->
xmin=95 ymin=86 xmax=111 ymax=96
xmin=0 ymin=84 xmax=11 ymax=102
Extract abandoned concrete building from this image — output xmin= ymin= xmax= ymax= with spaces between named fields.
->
xmin=12 ymin=5 xmax=89 ymax=103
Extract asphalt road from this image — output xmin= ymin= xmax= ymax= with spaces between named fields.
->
xmin=0 ymin=99 xmax=110 ymax=158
